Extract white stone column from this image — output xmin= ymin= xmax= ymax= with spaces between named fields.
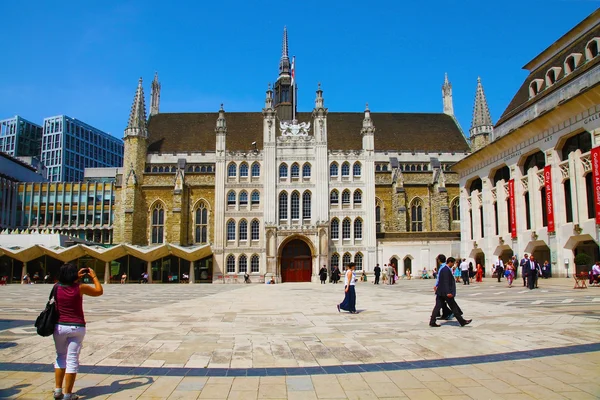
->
xmin=104 ymin=262 xmax=110 ymax=284
xmin=147 ymin=261 xmax=152 ymax=283
xmin=189 ymin=262 xmax=195 ymax=284
xmin=21 ymin=262 xmax=27 ymax=284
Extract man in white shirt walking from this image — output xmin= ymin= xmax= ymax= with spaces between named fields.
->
xmin=494 ymin=256 xmax=504 ymax=283
xmin=459 ymin=259 xmax=470 ymax=285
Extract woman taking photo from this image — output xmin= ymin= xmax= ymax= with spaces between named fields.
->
xmin=337 ymin=263 xmax=357 ymax=314
xmin=53 ymin=264 xmax=103 ymax=400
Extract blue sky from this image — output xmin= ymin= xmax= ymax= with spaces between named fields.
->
xmin=0 ymin=1 xmax=598 ymax=139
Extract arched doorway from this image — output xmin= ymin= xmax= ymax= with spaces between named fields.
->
xmin=403 ymin=257 xmax=412 ymax=277
xmin=280 ymin=239 xmax=312 ymax=282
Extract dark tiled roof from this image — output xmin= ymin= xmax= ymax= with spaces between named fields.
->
xmin=147 ymin=112 xmax=469 ymax=153
xmin=497 ymin=25 xmax=600 ymax=126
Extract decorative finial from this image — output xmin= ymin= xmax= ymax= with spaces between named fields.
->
xmin=268 ymin=82 xmax=271 ymax=90
xmin=477 ymin=76 xmax=481 ymax=83
xmin=220 ymin=103 xmax=224 ymax=111
xmin=318 ymin=82 xmax=321 ymax=90
xmin=365 ymin=102 xmax=369 ymax=111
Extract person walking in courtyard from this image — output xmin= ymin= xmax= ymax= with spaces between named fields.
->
xmin=476 ymin=263 xmax=483 ymax=282
xmin=319 ymin=265 xmax=327 ymax=284
xmin=53 ymin=263 xmax=103 ymax=400
xmin=527 ymin=255 xmax=540 ymax=290
xmin=505 ymin=261 xmax=515 ymax=288
xmin=459 ymin=258 xmax=469 ymax=285
xmin=494 ymin=256 xmax=504 ymax=282
xmin=468 ymin=262 xmax=475 ymax=283
xmin=337 ymin=262 xmax=357 ymax=314
xmin=387 ymin=264 xmax=394 ymax=285
xmin=520 ymin=254 xmax=529 ymax=287
xmin=453 ymin=263 xmax=461 ymax=282
xmin=429 ymin=255 xmax=472 ymax=328
xmin=373 ymin=264 xmax=381 ymax=285
xmin=541 ymin=260 xmax=550 ymax=279
xmin=332 ymin=266 xmax=340 ymax=284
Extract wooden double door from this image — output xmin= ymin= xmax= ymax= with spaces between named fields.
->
xmin=280 ymin=239 xmax=312 ymax=283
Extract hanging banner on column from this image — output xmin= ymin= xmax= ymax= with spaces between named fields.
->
xmin=592 ymin=146 xmax=600 ymax=224
xmin=544 ymin=165 xmax=555 ymax=233
xmin=509 ymin=179 xmax=517 ymax=238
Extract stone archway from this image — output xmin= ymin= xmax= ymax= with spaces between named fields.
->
xmin=279 ymin=238 xmax=313 ymax=283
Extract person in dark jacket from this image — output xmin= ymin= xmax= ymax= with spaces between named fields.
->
xmin=319 ymin=266 xmax=328 ymax=284
xmin=373 ymin=264 xmax=381 ymax=285
xmin=429 ymin=255 xmax=472 ymax=328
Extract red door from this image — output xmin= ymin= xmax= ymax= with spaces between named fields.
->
xmin=280 ymin=240 xmax=312 ymax=282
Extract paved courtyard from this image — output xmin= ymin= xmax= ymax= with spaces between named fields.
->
xmin=0 ymin=278 xmax=599 ymax=399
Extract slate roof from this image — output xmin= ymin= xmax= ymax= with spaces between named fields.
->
xmin=147 ymin=112 xmax=469 ymax=153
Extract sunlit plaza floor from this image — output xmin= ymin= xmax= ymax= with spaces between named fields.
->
xmin=0 ymin=277 xmax=599 ymax=399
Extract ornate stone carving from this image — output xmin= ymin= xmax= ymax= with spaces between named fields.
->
xmin=280 ymin=120 xmax=311 ymax=136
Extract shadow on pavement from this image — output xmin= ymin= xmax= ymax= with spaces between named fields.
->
xmin=0 ymin=342 xmax=18 ymax=349
xmin=78 ymin=376 xmax=154 ymax=399
xmin=0 ymin=319 xmax=35 ymax=331
xmin=0 ymin=383 xmax=30 ymax=398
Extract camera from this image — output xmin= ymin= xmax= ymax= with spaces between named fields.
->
xmin=81 ymin=268 xmax=90 ymax=274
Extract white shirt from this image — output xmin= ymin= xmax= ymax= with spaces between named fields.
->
xmin=494 ymin=260 xmax=504 ymax=269
xmin=344 ymin=270 xmax=356 ymax=286
xmin=460 ymin=261 xmax=469 ymax=271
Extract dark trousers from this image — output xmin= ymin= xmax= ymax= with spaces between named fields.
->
xmin=461 ymin=271 xmax=469 ymax=285
xmin=430 ymin=295 xmax=466 ymax=325
xmin=339 ymin=286 xmax=356 ymax=312
xmin=528 ymin=271 xmax=537 ymax=289
xmin=496 ymin=269 xmax=503 ymax=282
xmin=374 ymin=275 xmax=380 ymax=285
xmin=522 ymin=272 xmax=527 ymax=287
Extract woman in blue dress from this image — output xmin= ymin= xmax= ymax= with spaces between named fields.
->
xmin=337 ymin=263 xmax=357 ymax=314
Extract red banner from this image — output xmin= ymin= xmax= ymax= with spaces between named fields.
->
xmin=592 ymin=146 xmax=600 ymax=224
xmin=509 ymin=179 xmax=517 ymax=238
xmin=544 ymin=165 xmax=555 ymax=233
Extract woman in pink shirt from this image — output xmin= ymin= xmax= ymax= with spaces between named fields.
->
xmin=53 ymin=264 xmax=103 ymax=400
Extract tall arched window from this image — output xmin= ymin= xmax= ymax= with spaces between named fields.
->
xmin=303 ymin=191 xmax=311 ymax=219
xmin=354 ymin=253 xmax=363 ymax=271
xmin=251 ymin=219 xmax=260 ymax=240
xmin=279 ymin=163 xmax=288 ymax=178
xmin=330 ymin=190 xmax=339 ymax=205
xmin=479 ymin=206 xmax=485 ymax=238
xmin=586 ymin=38 xmax=599 ymax=60
xmin=239 ymin=191 xmax=248 ymax=206
xmin=341 ymin=162 xmax=350 ymax=176
xmin=342 ymin=190 xmax=351 ymax=205
xmin=523 ymin=151 xmax=545 ymax=174
xmin=151 ymin=203 xmax=165 ymax=244
xmin=330 ymin=162 xmax=338 ymax=177
xmin=342 ymin=218 xmax=351 ymax=239
xmin=251 ymin=190 xmax=260 ymax=205
xmin=239 ymin=254 xmax=247 ymax=273
xmin=524 ymin=192 xmax=531 ymax=230
xmin=251 ymin=255 xmax=260 ymax=272
xmin=227 ymin=191 xmax=236 ymax=206
xmin=228 ymin=163 xmax=236 ymax=177
xmin=279 ymin=192 xmax=288 ymax=220
xmin=343 ymin=253 xmax=351 ymax=267
xmin=331 ymin=253 xmax=339 ymax=269
xmin=239 ymin=163 xmax=249 ymax=177
xmin=239 ymin=219 xmax=248 ymax=241
xmin=376 ymin=205 xmax=381 ymax=233
xmin=451 ymin=198 xmax=460 ymax=222
xmin=410 ymin=199 xmax=423 ymax=232
xmin=251 ymin=162 xmax=260 ymax=177
xmin=226 ymin=254 xmax=235 ymax=273
xmin=291 ymin=191 xmax=300 ymax=219
xmin=331 ymin=218 xmax=339 ymax=239
xmin=291 ymin=163 xmax=300 ymax=178
xmin=353 ymin=190 xmax=362 ymax=205
xmin=195 ymin=202 xmax=208 ymax=244
xmin=303 ymin=163 xmax=311 ymax=177
xmin=564 ymin=179 xmax=573 ymax=223
xmin=561 ymin=131 xmax=592 ymax=160
xmin=227 ymin=220 xmax=236 ymax=241
xmin=354 ymin=218 xmax=363 ymax=239
xmin=353 ymin=162 xmax=361 ymax=177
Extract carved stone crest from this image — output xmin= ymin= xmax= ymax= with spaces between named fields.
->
xmin=280 ymin=120 xmax=310 ymax=136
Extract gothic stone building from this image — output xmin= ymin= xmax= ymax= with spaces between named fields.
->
xmin=110 ymin=29 xmax=471 ymax=283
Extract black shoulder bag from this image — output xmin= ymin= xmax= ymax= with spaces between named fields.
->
xmin=34 ymin=284 xmax=59 ymax=337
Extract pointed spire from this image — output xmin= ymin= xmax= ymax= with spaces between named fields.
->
xmin=150 ymin=72 xmax=161 ymax=117
xmin=278 ymin=27 xmax=290 ymax=76
xmin=282 ymin=26 xmax=289 ymax=59
xmin=471 ymin=77 xmax=493 ymax=129
xmin=362 ymin=102 xmax=375 ymax=135
xmin=125 ymin=77 xmax=148 ymax=138
xmin=265 ymin=83 xmax=273 ymax=109
xmin=442 ymin=73 xmax=453 ymax=115
xmin=216 ymin=103 xmax=227 ymax=132
xmin=314 ymin=82 xmax=324 ymax=109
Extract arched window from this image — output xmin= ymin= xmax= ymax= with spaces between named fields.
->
xmin=158 ymin=166 xmax=164 ymax=173
xmin=354 ymin=218 xmax=363 ymax=239
xmin=151 ymin=203 xmax=164 ymax=244
xmin=228 ymin=163 xmax=236 ymax=177
xmin=524 ymin=192 xmax=531 ymax=230
xmin=451 ymin=198 xmax=460 ymax=222
xmin=152 ymin=166 xmax=158 ymax=172
xmin=226 ymin=254 xmax=235 ymax=273
xmin=303 ymin=191 xmax=311 ymax=219
xmin=251 ymin=255 xmax=260 ymax=272
xmin=194 ymin=202 xmax=208 ymax=244
xmin=523 ymin=151 xmax=545 ymax=174
xmin=354 ymin=253 xmax=363 ymax=271
xmin=251 ymin=190 xmax=260 ymax=205
xmin=331 ymin=218 xmax=339 ymax=239
xmin=341 ymin=162 xmax=350 ymax=176
xmin=493 ymin=166 xmax=510 ymax=185
xmin=303 ymin=163 xmax=311 ymax=177
xmin=239 ymin=191 xmax=248 ymax=206
xmin=529 ymin=79 xmax=544 ymax=98
xmin=331 ymin=253 xmax=339 ymax=269
xmin=564 ymin=54 xmax=582 ymax=75
xmin=238 ymin=255 xmax=247 ymax=273
xmin=561 ymin=131 xmax=592 ymax=160
xmin=239 ymin=163 xmax=249 ymax=177
xmin=291 ymin=191 xmax=300 ymax=219
xmin=376 ymin=205 xmax=381 ymax=233
xmin=279 ymin=192 xmax=288 ymax=219
xmin=194 ymin=166 xmax=200 ymax=173
xmin=479 ymin=206 xmax=485 ymax=238
xmin=251 ymin=219 xmax=260 ymax=240
xmin=330 ymin=162 xmax=338 ymax=177
xmin=200 ymin=166 xmax=206 ymax=172
xmin=279 ymin=163 xmax=288 ymax=178
xmin=227 ymin=191 xmax=236 ymax=205
xmin=376 ymin=164 xmax=381 ymax=171
xmin=239 ymin=219 xmax=248 ymax=241
xmin=343 ymin=253 xmax=351 ymax=267
xmin=227 ymin=220 xmax=236 ymax=241
xmin=251 ymin=162 xmax=260 ymax=177
xmin=342 ymin=190 xmax=351 ymax=205
xmin=342 ymin=218 xmax=351 ymax=239
xmin=586 ymin=38 xmax=599 ymax=60
xmin=410 ymin=199 xmax=423 ymax=232
xmin=353 ymin=162 xmax=361 ymax=176
xmin=545 ymin=68 xmax=560 ymax=86
xmin=330 ymin=190 xmax=339 ymax=205
xmin=291 ymin=163 xmax=300 ymax=178
xmin=469 ymin=178 xmax=483 ymax=194
xmin=353 ymin=190 xmax=362 ymax=205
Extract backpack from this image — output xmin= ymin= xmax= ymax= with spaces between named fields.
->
xmin=34 ymin=284 xmax=59 ymax=337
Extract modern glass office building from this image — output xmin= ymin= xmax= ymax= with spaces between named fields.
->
xmin=41 ymin=115 xmax=124 ymax=182
xmin=0 ymin=116 xmax=43 ymax=157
